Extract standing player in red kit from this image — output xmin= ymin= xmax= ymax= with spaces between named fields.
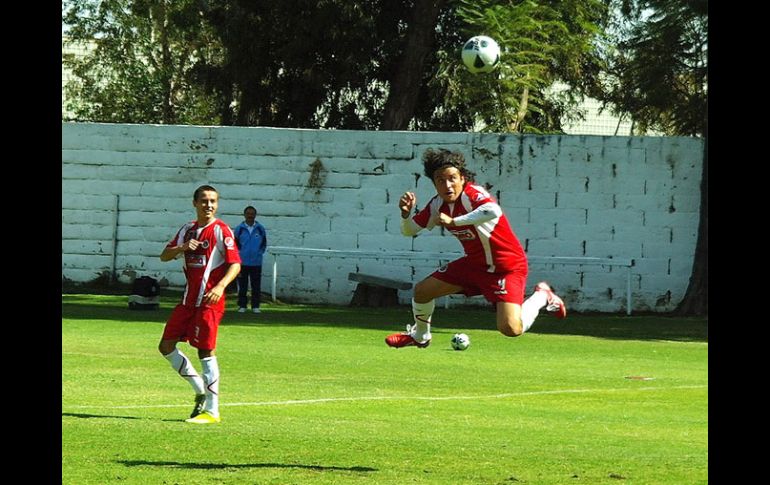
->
xmin=158 ymin=185 xmax=241 ymax=423
xmin=385 ymin=149 xmax=566 ymax=348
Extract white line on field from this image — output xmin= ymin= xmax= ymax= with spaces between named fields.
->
xmin=64 ymin=384 xmax=707 ymax=411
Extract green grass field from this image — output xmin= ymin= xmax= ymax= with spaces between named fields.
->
xmin=62 ymin=294 xmax=708 ymax=484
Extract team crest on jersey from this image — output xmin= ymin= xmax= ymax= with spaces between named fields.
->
xmin=224 ymin=236 xmax=235 ymax=248
xmin=450 ymin=228 xmax=476 ymax=241
xmin=201 ymin=240 xmax=210 ymax=249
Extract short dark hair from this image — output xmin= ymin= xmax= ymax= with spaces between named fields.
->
xmin=243 ymin=206 xmax=257 ymax=215
xmin=422 ymin=148 xmax=475 ymax=181
xmin=193 ymin=185 xmax=218 ymax=201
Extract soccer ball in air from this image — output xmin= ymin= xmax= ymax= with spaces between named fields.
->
xmin=450 ymin=333 xmax=471 ymax=351
xmin=461 ymin=35 xmax=501 ymax=74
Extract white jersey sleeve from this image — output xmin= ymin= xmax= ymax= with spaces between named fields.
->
xmin=452 ymin=202 xmax=503 ymax=226
xmin=400 ymin=217 xmax=424 ymax=236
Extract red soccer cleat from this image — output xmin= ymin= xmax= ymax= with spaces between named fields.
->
xmin=534 ymin=282 xmax=567 ymax=319
xmin=385 ymin=326 xmax=431 ymax=348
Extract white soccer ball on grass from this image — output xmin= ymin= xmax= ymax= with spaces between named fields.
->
xmin=450 ymin=333 xmax=471 ymax=351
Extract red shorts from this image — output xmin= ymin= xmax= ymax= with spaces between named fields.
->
xmin=161 ymin=304 xmax=224 ymax=350
xmin=431 ymin=257 xmax=528 ymax=305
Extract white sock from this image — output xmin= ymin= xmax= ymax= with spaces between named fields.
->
xmin=201 ymin=356 xmax=220 ymax=417
xmin=521 ymin=290 xmax=548 ymax=333
xmin=411 ymin=298 xmax=434 ymax=341
xmin=164 ymin=349 xmax=205 ymax=395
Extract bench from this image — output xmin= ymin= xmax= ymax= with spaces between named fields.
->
xmin=348 ymin=272 xmax=412 ymax=307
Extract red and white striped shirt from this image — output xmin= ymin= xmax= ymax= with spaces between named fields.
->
xmin=166 ymin=218 xmax=241 ymax=309
xmin=405 ymin=184 xmax=527 ymax=273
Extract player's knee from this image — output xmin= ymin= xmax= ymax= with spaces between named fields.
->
xmin=158 ymin=340 xmax=177 ymax=355
xmin=497 ymin=321 xmax=523 ymax=337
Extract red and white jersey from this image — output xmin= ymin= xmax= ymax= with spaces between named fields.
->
xmin=411 ymin=184 xmax=527 ymax=273
xmin=166 ymin=218 xmax=241 ymax=309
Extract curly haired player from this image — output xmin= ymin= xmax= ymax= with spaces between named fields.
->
xmin=385 ymin=149 xmax=566 ymax=348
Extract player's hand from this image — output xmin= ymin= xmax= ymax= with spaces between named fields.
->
xmin=399 ymin=192 xmax=416 ymax=218
xmin=203 ymin=285 xmax=223 ymax=305
xmin=436 ymin=212 xmax=455 ymax=227
xmin=183 ymin=239 xmax=201 ymax=252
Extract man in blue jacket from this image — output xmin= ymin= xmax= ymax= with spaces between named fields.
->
xmin=233 ymin=206 xmax=268 ymax=313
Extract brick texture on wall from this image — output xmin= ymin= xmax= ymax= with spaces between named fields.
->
xmin=62 ymin=123 xmax=704 ymax=312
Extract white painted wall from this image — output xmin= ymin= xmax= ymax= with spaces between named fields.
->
xmin=62 ymin=122 xmax=704 ymax=312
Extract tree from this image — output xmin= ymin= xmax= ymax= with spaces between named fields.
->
xmin=381 ymin=0 xmax=446 ymax=130
xmin=601 ymin=0 xmax=707 ymax=136
xmin=195 ymin=0 xmax=413 ymax=129
xmin=677 ymin=125 xmax=707 ymax=315
xmin=62 ymin=0 xmax=223 ymax=124
xmin=599 ymin=0 xmax=707 ymax=315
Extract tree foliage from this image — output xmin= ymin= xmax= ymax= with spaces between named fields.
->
xmin=193 ymin=0 xmax=412 ymax=128
xmin=63 ymin=0 xmax=613 ymax=132
xmin=420 ymin=0 xmax=611 ymax=133
xmin=599 ymin=0 xmax=707 ymax=136
xmin=62 ymin=0 xmax=705 ymax=136
xmin=381 ymin=0 xmax=446 ymax=130
xmin=62 ymin=0 xmax=223 ymax=124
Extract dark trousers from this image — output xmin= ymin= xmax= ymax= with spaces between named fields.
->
xmin=237 ymin=265 xmax=263 ymax=309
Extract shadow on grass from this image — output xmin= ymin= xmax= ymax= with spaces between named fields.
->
xmin=62 ymin=294 xmax=707 ymax=343
xmin=62 ymin=412 xmax=141 ymax=420
xmin=528 ymin=314 xmax=707 ymax=343
xmin=62 ymin=412 xmax=252 ymax=424
xmin=117 ymin=459 xmax=376 ymax=473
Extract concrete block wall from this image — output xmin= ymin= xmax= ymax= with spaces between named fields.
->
xmin=62 ymin=122 xmax=704 ymax=312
